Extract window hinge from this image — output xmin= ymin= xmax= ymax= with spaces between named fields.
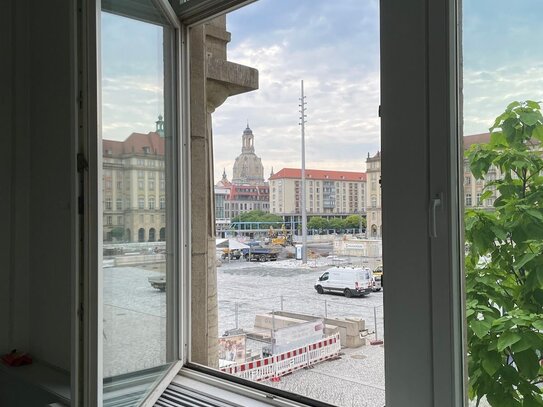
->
xmin=77 ymin=153 xmax=88 ymax=173
xmin=77 ymin=303 xmax=84 ymax=322
xmin=378 ymin=105 xmax=382 ymax=117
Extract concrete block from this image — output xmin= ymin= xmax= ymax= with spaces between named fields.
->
xmin=254 ymin=314 xmax=307 ymax=330
xmin=346 ymin=334 xmax=366 ymax=348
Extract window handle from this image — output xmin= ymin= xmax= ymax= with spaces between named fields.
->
xmin=430 ymin=193 xmax=443 ymax=238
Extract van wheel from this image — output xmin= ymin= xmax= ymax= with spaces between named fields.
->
xmin=316 ymin=285 xmax=324 ymax=294
xmin=344 ymin=289 xmax=353 ymax=298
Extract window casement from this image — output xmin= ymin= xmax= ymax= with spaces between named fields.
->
xmin=79 ymin=0 xmax=465 ymax=406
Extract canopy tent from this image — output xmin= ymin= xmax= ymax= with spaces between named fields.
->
xmin=215 ymin=238 xmax=250 ymax=250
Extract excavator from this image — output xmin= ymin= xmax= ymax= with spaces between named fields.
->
xmin=268 ymin=224 xmax=292 ymax=246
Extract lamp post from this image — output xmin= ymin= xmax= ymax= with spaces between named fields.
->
xmin=299 ymin=80 xmax=308 ymax=263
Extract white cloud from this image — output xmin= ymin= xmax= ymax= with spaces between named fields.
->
xmin=102 ymin=75 xmax=164 ymax=140
xmin=213 ymin=21 xmax=381 ymax=182
xmin=463 ymin=64 xmax=543 ymax=135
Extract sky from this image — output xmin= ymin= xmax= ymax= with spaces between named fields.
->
xmin=101 ymin=0 xmax=543 ymax=182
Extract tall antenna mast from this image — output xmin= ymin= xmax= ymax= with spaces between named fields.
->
xmin=299 ymin=80 xmax=308 ymax=263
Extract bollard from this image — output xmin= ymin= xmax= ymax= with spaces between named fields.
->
xmin=324 ymin=300 xmax=328 ymax=318
xmin=280 ymin=295 xmax=284 ymax=311
xmin=370 ymin=306 xmax=384 ymax=345
xmin=374 ymin=306 xmax=378 ymax=340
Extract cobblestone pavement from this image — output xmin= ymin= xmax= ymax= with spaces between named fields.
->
xmin=103 ymin=258 xmax=386 ymax=406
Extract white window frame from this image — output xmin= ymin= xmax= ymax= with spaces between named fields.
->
xmin=80 ymin=0 xmax=465 ymax=406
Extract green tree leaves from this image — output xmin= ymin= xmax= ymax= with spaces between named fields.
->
xmin=231 ymin=210 xmax=283 ymax=228
xmin=466 ymin=101 xmax=543 ymax=406
xmin=307 ymin=216 xmax=328 ymax=231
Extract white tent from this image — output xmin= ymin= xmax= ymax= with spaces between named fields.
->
xmin=215 ymin=238 xmax=250 ymax=250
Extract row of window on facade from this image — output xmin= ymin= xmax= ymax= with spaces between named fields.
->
xmin=134 ymin=158 xmax=165 ymax=167
xmin=224 ymin=202 xmax=269 ymax=211
xmin=104 ymin=196 xmax=166 ymax=210
xmin=465 ymin=193 xmax=494 ymax=207
xmin=104 ymin=179 xmax=166 ymax=191
xmin=105 ymin=227 xmax=166 ymax=242
xmin=234 ymin=188 xmax=269 ymax=193
xmin=104 ymin=213 xmax=165 ymax=226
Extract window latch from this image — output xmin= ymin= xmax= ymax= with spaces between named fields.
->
xmin=429 ymin=193 xmax=443 ymax=238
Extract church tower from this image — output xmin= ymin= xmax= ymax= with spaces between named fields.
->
xmin=232 ymin=124 xmax=265 ymax=185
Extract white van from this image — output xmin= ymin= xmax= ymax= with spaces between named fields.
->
xmin=314 ymin=267 xmax=373 ymax=298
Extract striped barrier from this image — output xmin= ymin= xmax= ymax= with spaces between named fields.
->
xmin=220 ymin=333 xmax=341 ymax=381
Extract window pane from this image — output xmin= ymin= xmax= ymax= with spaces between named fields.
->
xmin=191 ymin=1 xmax=385 ymax=405
xmin=100 ymin=4 xmax=174 ymax=404
xmin=463 ymin=2 xmax=543 ymax=406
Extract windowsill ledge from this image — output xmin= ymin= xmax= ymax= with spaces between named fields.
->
xmin=0 ymin=359 xmax=70 ymax=404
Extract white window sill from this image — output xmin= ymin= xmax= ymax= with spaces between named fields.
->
xmin=161 ymin=367 xmax=332 ymax=407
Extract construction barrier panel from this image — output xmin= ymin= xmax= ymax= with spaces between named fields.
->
xmin=220 ymin=333 xmax=341 ymax=381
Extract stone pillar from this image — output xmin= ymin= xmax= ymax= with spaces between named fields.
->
xmin=189 ymin=17 xmax=258 ymax=367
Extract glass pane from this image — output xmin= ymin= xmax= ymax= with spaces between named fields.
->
xmin=100 ymin=4 xmax=175 ymax=405
xmin=191 ymin=1 xmax=385 ymax=405
xmin=463 ymin=2 xmax=543 ymax=406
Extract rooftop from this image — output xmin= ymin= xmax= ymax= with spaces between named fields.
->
xmin=270 ymin=168 xmax=366 ymax=182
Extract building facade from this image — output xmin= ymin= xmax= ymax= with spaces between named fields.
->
xmin=214 ymin=125 xmax=270 ymax=235
xmin=215 ymin=170 xmax=232 ymax=237
xmin=463 ymin=133 xmax=497 ymax=210
xmin=103 ymin=121 xmax=166 ymax=243
xmin=366 ymin=152 xmax=382 ymax=237
xmin=269 ymin=168 xmax=366 ymax=218
xmin=224 ymin=184 xmax=270 ymax=218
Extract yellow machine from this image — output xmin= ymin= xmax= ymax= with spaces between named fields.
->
xmin=270 ymin=224 xmax=291 ymax=246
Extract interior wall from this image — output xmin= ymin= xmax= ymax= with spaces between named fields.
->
xmin=0 ymin=0 xmax=14 ymax=356
xmin=27 ymin=0 xmax=76 ymax=372
xmin=1 ymin=0 xmax=75 ymax=373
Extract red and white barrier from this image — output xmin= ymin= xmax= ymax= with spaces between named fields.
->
xmin=220 ymin=333 xmax=341 ymax=381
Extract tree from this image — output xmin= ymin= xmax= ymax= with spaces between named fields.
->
xmin=110 ymin=227 xmax=124 ymax=241
xmin=465 ymin=101 xmax=543 ymax=407
xmin=231 ymin=210 xmax=283 ymax=229
xmin=345 ymin=214 xmax=366 ymax=230
xmin=308 ymin=216 xmax=329 ymax=231
xmin=328 ymin=218 xmax=346 ymax=232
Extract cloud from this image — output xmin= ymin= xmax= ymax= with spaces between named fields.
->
xmin=462 ymin=0 xmax=543 ymax=134
xmin=102 ymin=76 xmax=164 ymax=139
xmin=213 ymin=0 xmax=381 ymax=182
xmin=463 ymin=65 xmax=543 ymax=136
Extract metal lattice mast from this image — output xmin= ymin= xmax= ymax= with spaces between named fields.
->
xmin=299 ymin=80 xmax=308 ymax=263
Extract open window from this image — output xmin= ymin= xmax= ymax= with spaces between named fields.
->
xmin=83 ymin=0 xmax=466 ymax=406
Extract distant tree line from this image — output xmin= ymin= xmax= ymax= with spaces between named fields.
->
xmin=307 ymin=215 xmax=366 ymax=233
xmin=229 ymin=211 xmax=366 ymax=233
xmin=231 ymin=210 xmax=283 ymax=229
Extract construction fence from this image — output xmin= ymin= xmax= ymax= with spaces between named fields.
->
xmin=221 ymin=333 xmax=341 ymax=381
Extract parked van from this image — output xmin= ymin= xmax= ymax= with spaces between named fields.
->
xmin=314 ymin=267 xmax=373 ymax=298
xmin=373 ymin=265 xmax=383 ymax=290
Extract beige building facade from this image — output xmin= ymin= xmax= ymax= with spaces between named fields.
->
xmin=103 ymin=126 xmax=166 ymax=243
xmin=269 ymin=168 xmax=366 ymax=217
xmin=366 ymin=151 xmax=382 ymax=237
xmin=463 ymin=133 xmax=497 ymax=210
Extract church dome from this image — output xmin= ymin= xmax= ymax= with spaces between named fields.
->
xmin=232 ymin=125 xmax=265 ymax=185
